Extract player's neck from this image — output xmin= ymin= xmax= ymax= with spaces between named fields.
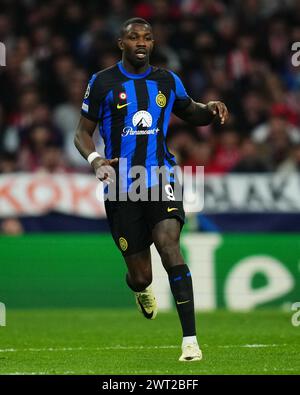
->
xmin=121 ymin=58 xmax=150 ymax=75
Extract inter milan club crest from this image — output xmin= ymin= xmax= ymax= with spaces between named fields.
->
xmin=119 ymin=237 xmax=128 ymax=251
xmin=156 ymin=91 xmax=166 ymax=107
xmin=119 ymin=92 xmax=127 ymax=100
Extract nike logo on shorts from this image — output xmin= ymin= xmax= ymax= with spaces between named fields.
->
xmin=167 ymin=207 xmax=178 ymax=212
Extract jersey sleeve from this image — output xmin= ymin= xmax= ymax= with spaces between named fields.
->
xmin=81 ymin=73 xmax=103 ymax=122
xmin=170 ymin=71 xmax=192 ymax=113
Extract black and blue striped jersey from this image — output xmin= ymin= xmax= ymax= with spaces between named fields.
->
xmin=81 ymin=61 xmax=191 ymax=191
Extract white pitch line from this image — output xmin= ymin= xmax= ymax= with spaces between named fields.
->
xmin=6 ymin=371 xmax=78 ymax=375
xmin=218 ymin=344 xmax=288 ymax=348
xmin=0 ymin=345 xmax=178 ymax=353
xmin=241 ymin=344 xmax=287 ymax=348
xmin=4 ymin=367 xmax=298 ymax=375
xmin=0 ymin=344 xmax=290 ymax=353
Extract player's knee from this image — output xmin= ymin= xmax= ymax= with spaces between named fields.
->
xmin=127 ymin=271 xmax=152 ymax=292
xmin=130 ymin=277 xmax=152 ymax=292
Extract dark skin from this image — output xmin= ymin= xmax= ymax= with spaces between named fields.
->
xmin=74 ymin=23 xmax=229 ymax=290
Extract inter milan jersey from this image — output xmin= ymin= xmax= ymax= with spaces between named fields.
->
xmin=81 ymin=61 xmax=191 ymax=191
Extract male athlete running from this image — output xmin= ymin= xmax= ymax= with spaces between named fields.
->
xmin=74 ymin=17 xmax=228 ymax=361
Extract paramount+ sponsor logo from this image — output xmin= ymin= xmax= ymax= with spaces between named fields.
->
xmin=121 ymin=110 xmax=159 ymax=137
xmin=121 ymin=127 xmax=159 ymax=137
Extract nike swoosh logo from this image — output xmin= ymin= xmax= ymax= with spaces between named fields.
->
xmin=117 ymin=102 xmax=131 ymax=109
xmin=137 ymin=298 xmax=153 ymax=319
xmin=176 ymin=300 xmax=190 ymax=305
xmin=167 ymin=207 xmax=178 ymax=212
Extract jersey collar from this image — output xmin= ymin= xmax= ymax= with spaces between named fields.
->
xmin=118 ymin=61 xmax=152 ymax=79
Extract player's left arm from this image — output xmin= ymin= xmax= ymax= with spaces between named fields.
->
xmin=174 ymin=99 xmax=229 ymax=126
xmin=170 ymin=71 xmax=229 ymax=126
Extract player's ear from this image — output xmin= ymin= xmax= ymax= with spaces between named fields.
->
xmin=118 ymin=38 xmax=124 ymax=51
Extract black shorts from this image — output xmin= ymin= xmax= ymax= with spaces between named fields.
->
xmin=104 ymin=186 xmax=185 ymax=257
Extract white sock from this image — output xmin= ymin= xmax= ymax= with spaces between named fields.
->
xmin=182 ymin=336 xmax=198 ymax=346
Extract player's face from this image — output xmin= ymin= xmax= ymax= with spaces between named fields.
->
xmin=119 ymin=23 xmax=154 ymax=67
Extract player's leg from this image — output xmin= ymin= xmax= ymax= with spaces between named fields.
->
xmin=152 ymin=218 xmax=202 ymax=361
xmin=125 ymin=248 xmax=152 ymax=291
xmin=124 ymin=248 xmax=157 ymax=319
xmin=104 ymin=199 xmax=157 ymax=319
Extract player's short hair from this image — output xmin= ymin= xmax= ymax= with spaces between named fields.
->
xmin=120 ymin=18 xmax=152 ymax=37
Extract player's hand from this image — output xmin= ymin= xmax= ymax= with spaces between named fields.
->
xmin=92 ymin=157 xmax=118 ymax=185
xmin=207 ymin=101 xmax=229 ymax=125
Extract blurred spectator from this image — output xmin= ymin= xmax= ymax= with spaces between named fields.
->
xmin=2 ymin=87 xmax=41 ymax=152
xmin=15 ymin=37 xmax=37 ymax=84
xmin=227 ymin=33 xmax=254 ymax=81
xmin=206 ymin=128 xmax=241 ymax=174
xmin=78 ymin=16 xmax=116 ymax=68
xmin=236 ymin=0 xmax=264 ymax=31
xmin=169 ymin=16 xmax=198 ymax=65
xmin=265 ymin=17 xmax=289 ymax=73
xmin=231 ymin=139 xmax=270 ymax=173
xmin=0 ymin=151 xmax=18 ymax=173
xmin=216 ymin=14 xmax=237 ymax=54
xmin=19 ymin=124 xmax=61 ymax=171
xmin=35 ymin=142 xmax=69 ymax=174
xmin=53 ymin=69 xmax=91 ymax=169
xmin=0 ymin=103 xmax=5 ymax=150
xmin=167 ymin=127 xmax=196 ymax=165
xmin=60 ymin=2 xmax=85 ymax=47
xmin=237 ymin=90 xmax=269 ymax=136
xmin=179 ymin=0 xmax=225 ymax=17
xmin=135 ymin=0 xmax=179 ymax=22
xmin=11 ymin=87 xmax=40 ymax=128
xmin=151 ymin=23 xmax=181 ymax=72
xmin=0 ymin=218 xmax=24 ymax=235
xmin=97 ymin=51 xmax=120 ymax=71
xmin=276 ymin=144 xmax=300 ymax=175
xmin=43 ymin=54 xmax=76 ymax=106
xmin=0 ymin=14 xmax=15 ymax=51
xmin=181 ymin=140 xmax=213 ymax=173
xmin=252 ymin=103 xmax=300 ymax=169
xmin=0 ymin=0 xmax=299 ymax=176
xmin=107 ymin=0 xmax=131 ymax=36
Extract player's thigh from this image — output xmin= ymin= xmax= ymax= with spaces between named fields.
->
xmin=144 ymin=183 xmax=185 ymax=264
xmin=152 ymin=217 xmax=181 ymax=245
xmin=152 ymin=218 xmax=185 ymax=268
xmin=143 ymin=187 xmax=185 ymax=233
xmin=104 ymin=200 xmax=152 ymax=257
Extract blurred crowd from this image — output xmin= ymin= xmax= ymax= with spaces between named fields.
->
xmin=1 ymin=0 xmax=300 ymax=176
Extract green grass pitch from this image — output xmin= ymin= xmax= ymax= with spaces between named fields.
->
xmin=0 ymin=309 xmax=299 ymax=375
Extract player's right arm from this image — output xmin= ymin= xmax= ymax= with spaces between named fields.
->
xmin=74 ymin=73 xmax=118 ymax=183
xmin=74 ymin=115 xmax=98 ymax=160
xmin=74 ymin=116 xmax=118 ymax=183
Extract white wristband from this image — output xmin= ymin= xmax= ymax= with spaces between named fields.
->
xmin=87 ymin=152 xmax=101 ymax=165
